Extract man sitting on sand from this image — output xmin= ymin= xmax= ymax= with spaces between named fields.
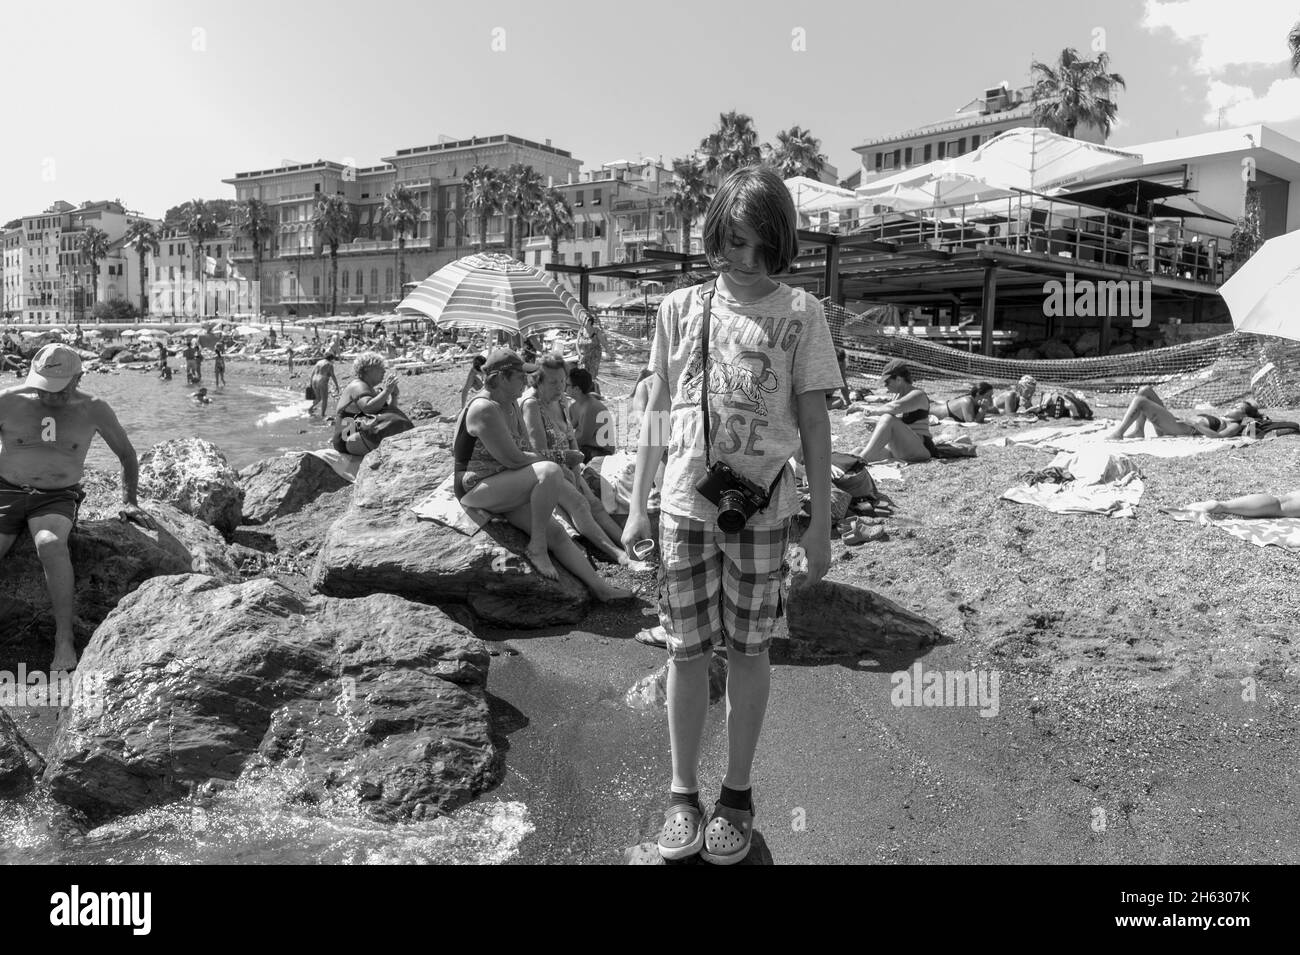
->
xmin=1107 ymin=387 xmax=1260 ymax=440
xmin=0 ymin=344 xmax=153 ymax=671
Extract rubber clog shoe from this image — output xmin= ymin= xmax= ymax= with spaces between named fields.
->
xmin=701 ymin=801 xmax=754 ymax=865
xmin=657 ymin=804 xmax=704 ymax=861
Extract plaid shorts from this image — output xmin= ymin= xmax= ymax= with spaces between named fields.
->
xmin=657 ymin=511 xmax=790 ymax=661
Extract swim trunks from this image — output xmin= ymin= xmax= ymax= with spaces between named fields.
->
xmin=0 ymin=475 xmax=85 ymax=535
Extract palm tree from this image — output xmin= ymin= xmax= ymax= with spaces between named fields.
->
xmin=1030 ymin=48 xmax=1127 ymax=139
xmin=699 ymin=111 xmax=764 ymax=178
xmin=236 ymin=198 xmax=274 ymax=310
xmin=464 ymin=164 xmax=506 ymax=250
xmin=312 ymin=193 xmax=355 ymax=316
xmin=532 ymin=188 xmax=574 ymax=263
xmin=124 ymin=219 xmax=160 ymax=316
xmin=666 ymin=157 xmax=711 ymax=256
xmin=184 ymin=198 xmax=219 ymax=317
xmin=769 ymin=126 xmax=828 ymax=180
xmin=501 ymin=163 xmax=546 ymax=261
xmin=380 ymin=184 xmax=422 ymax=292
xmin=77 ymin=226 xmax=110 ymax=312
xmin=1290 ymin=20 xmax=1300 ymax=73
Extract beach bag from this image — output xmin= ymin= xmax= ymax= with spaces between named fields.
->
xmin=830 ymin=453 xmax=879 ymax=502
xmin=304 ymin=383 xmax=315 ymax=400
xmin=340 ymin=410 xmax=415 ymax=454
xmin=1253 ymin=418 xmax=1300 ymax=438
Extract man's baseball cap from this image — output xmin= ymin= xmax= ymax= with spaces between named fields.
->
xmin=26 ymin=344 xmax=83 ymax=391
xmin=483 ymin=348 xmax=537 ymax=375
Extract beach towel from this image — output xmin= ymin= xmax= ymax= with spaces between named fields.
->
xmin=1001 ymin=448 xmax=1144 ymax=518
xmin=990 ymin=420 xmax=1246 ymax=459
xmin=306 ymin=447 xmax=363 ymax=483
xmin=410 ymin=475 xmax=494 ymax=536
xmin=1163 ymin=508 xmax=1300 ymax=553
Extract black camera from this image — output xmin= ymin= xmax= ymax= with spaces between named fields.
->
xmin=696 ymin=461 xmax=773 ymax=533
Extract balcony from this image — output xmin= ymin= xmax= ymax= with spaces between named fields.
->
xmin=619 ymin=230 xmax=668 ymax=245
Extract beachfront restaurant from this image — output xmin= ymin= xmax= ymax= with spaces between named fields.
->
xmin=554 ymin=125 xmax=1300 ymax=359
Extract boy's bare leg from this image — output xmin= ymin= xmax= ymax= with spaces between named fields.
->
xmin=667 ymin=652 xmax=713 ymax=794
xmin=722 ymin=646 xmax=771 ymax=792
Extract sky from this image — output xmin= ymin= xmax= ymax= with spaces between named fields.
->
xmin=2 ymin=0 xmax=1299 ymax=222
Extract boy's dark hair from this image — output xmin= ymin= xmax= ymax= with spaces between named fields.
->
xmin=703 ymin=165 xmax=800 ymax=277
xmin=569 ymin=367 xmax=594 ymax=394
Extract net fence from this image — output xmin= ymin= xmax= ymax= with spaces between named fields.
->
xmin=823 ymin=299 xmax=1300 ymax=409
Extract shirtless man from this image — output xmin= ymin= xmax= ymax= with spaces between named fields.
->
xmin=0 ymin=344 xmax=152 ymax=671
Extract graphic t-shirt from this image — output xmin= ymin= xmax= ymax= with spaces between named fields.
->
xmin=649 ymin=281 xmax=842 ymax=526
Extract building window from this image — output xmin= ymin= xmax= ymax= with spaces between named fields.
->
xmin=971 ymin=134 xmax=981 ymax=150
xmin=385 ymin=268 xmax=393 ymax=295
xmin=574 ymin=252 xmax=583 ymax=266
xmin=313 ymin=275 xmax=321 ymax=297
xmin=904 ymin=147 xmax=913 ymax=166
xmin=592 ymin=251 xmax=600 ymax=268
xmin=575 ymin=190 xmax=584 ymax=207
xmin=169 ymin=244 xmax=174 ymax=256
xmin=946 ymin=139 xmax=962 ymax=157
xmin=534 ymin=250 xmax=542 ymax=265
xmin=169 ymin=266 xmax=175 ymax=280
xmin=356 ymin=269 xmax=363 ymax=295
xmin=924 ymin=143 xmax=933 ymax=162
xmin=592 ymin=188 xmax=602 ymax=206
xmin=882 ymin=153 xmax=895 ymax=171
xmin=595 ymin=222 xmax=604 ymax=238
xmin=370 ymin=269 xmax=378 ymax=294
xmin=215 ymin=245 xmax=222 ymax=258
xmin=342 ymin=270 xmax=349 ymax=291
xmin=557 ymin=253 xmax=566 ymax=265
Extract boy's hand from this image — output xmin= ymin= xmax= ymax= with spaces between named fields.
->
xmin=796 ymin=527 xmax=831 ymax=586
xmin=621 ymin=509 xmax=654 ymax=556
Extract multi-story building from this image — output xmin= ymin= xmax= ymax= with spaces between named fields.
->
xmin=529 ymin=158 xmax=705 ymax=297
xmin=854 ymin=82 xmax=1108 ymax=188
xmin=223 ymin=134 xmax=582 ymax=316
xmin=2 ymin=225 xmax=24 ymax=317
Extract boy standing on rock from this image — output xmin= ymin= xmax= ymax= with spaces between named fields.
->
xmin=0 ymin=344 xmax=154 ymax=671
xmin=621 ymin=166 xmax=840 ymax=864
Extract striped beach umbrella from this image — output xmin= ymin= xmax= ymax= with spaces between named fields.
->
xmin=396 ymin=252 xmax=587 ymax=336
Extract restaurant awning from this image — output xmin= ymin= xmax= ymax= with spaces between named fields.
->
xmin=1054 ymin=178 xmax=1192 ymax=211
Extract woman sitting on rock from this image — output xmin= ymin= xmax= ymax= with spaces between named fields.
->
xmin=519 ymin=352 xmax=632 ymax=566
xmin=332 ymin=352 xmax=414 ymax=456
xmin=453 ymin=348 xmax=634 ymax=600
xmin=994 ymin=375 xmax=1037 ymax=414
xmin=933 ymin=382 xmax=994 ymax=423
xmin=855 ymin=359 xmax=934 ymax=463
xmin=1106 ymin=387 xmax=1260 ymax=440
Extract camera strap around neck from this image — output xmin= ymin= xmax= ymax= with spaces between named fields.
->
xmin=699 ymin=280 xmax=717 ymax=469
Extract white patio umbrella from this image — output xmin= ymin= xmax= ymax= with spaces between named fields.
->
xmin=234 ymin=324 xmax=265 ymax=336
xmin=946 ymin=127 xmax=1142 ymax=195
xmin=1219 ymin=229 xmax=1300 ymax=342
xmin=397 ymin=251 xmax=587 ymax=335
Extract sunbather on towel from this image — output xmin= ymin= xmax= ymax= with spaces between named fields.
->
xmin=1106 ymin=387 xmax=1260 ymax=440
xmin=1186 ymin=492 xmax=1300 ymax=518
xmin=932 ymin=382 xmax=994 ymax=423
xmin=994 ymin=375 xmax=1037 ymax=414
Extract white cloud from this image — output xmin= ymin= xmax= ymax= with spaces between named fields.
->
xmin=1204 ymin=77 xmax=1300 ymax=125
xmin=1142 ymin=0 xmax=1297 ymax=72
xmin=1143 ymin=0 xmax=1300 ymax=127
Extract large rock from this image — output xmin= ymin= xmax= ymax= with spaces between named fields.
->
xmin=0 ymin=505 xmax=238 ymax=672
xmin=1040 ymin=339 xmax=1076 ymax=360
xmin=311 ymin=426 xmax=590 ymax=627
xmin=0 ymin=709 xmax=45 ymax=795
xmin=777 ymin=579 xmax=941 ymax=658
xmin=238 ymin=452 xmax=351 ymax=525
xmin=42 ymin=575 xmax=498 ymax=824
xmin=139 ymin=438 xmax=244 ymax=537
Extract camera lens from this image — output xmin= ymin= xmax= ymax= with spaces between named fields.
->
xmin=716 ymin=489 xmax=748 ymax=533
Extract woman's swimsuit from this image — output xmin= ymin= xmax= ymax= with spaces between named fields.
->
xmin=453 ymin=395 xmax=514 ymax=499
xmin=332 ymin=389 xmax=377 ymax=455
xmin=897 ymin=404 xmax=937 ymax=454
xmin=1197 ymin=414 xmax=1222 ymax=431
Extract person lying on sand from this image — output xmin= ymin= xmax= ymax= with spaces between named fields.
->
xmin=1186 ymin=492 xmax=1300 ymax=518
xmin=856 ymin=359 xmax=933 ymax=463
xmin=452 ymin=348 xmax=633 ymax=601
xmin=994 ymin=375 xmax=1037 ymax=414
xmin=1107 ymin=387 xmax=1260 ymax=440
xmin=933 ymin=382 xmax=994 ymax=423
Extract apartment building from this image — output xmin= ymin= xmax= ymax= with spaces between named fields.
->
xmin=855 ymin=82 xmax=1108 ymax=188
xmin=2 ymin=226 xmax=23 ymax=317
xmin=224 ymin=134 xmax=582 ymax=316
